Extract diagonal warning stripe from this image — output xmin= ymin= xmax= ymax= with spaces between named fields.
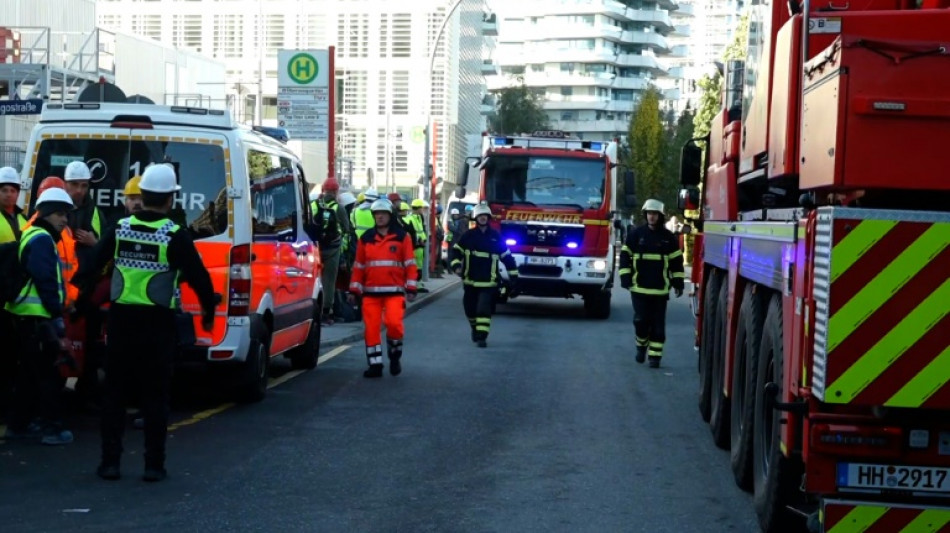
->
xmin=887 ymin=345 xmax=950 ymax=408
xmin=831 ymin=219 xmax=898 ymax=283
xmin=827 ymin=505 xmax=888 ymax=533
xmin=828 ymin=223 xmax=950 ymax=353
xmin=899 ymin=509 xmax=950 ymax=533
xmin=828 ymin=277 xmax=950 ymax=403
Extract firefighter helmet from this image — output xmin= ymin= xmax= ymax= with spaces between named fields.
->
xmin=641 ymin=198 xmax=665 ymax=215
xmin=471 ymin=203 xmax=493 ymax=220
xmin=449 ymin=208 xmax=460 ymax=216
xmin=370 ymin=198 xmax=393 ymax=214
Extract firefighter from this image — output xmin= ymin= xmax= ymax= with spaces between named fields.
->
xmin=81 ymin=163 xmax=217 ymax=482
xmin=409 ymin=199 xmax=428 ymax=292
xmin=4 ymin=188 xmax=75 ymax=444
xmin=619 ymin=199 xmax=685 ymax=368
xmin=0 ymin=166 xmax=26 ymax=244
xmin=347 ymin=198 xmax=418 ymax=378
xmin=449 ymin=203 xmax=518 ymax=348
xmin=311 ymin=177 xmax=352 ymax=326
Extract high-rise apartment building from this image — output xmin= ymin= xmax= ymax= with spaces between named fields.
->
xmin=97 ymin=0 xmax=495 ymax=193
xmin=697 ymin=0 xmax=744 ymax=68
xmin=487 ymin=0 xmax=686 ymax=142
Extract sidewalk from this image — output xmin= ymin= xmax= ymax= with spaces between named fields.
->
xmin=320 ymin=275 xmax=461 ymax=348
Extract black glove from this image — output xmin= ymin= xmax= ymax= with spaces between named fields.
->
xmin=674 ymin=287 xmax=683 ymax=298
xmin=620 ymin=277 xmax=631 ymax=290
xmin=508 ymin=276 xmax=519 ymax=292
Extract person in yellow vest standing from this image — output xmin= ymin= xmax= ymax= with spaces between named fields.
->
xmin=79 ymin=164 xmax=217 ymax=482
xmin=350 ymin=188 xmax=378 ymax=239
xmin=0 ymin=166 xmax=27 ymax=420
xmin=4 ymin=188 xmax=75 ymax=444
xmin=409 ymin=199 xmax=429 ymax=292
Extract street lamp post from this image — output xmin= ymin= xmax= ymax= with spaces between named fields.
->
xmin=422 ymin=0 xmax=466 ymax=283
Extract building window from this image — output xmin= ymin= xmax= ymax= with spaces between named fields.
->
xmin=561 ymin=111 xmax=574 ymax=120
xmin=392 ymin=71 xmax=409 ymax=115
xmin=393 ymin=13 xmax=412 ymax=58
xmin=560 ymin=87 xmax=573 ymax=96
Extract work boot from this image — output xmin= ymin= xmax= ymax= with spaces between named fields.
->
xmin=648 ymin=356 xmax=661 ymax=368
xmin=477 ymin=339 xmax=487 ymax=348
xmin=387 ymin=339 xmax=403 ymax=376
xmin=471 ymin=329 xmax=477 ymax=343
xmin=97 ymin=463 xmax=121 ymax=481
xmin=635 ymin=346 xmax=647 ymax=364
xmin=143 ymin=467 xmax=167 ymax=482
xmin=363 ymin=364 xmax=383 ymax=378
xmin=389 ymin=358 xmax=402 ymax=376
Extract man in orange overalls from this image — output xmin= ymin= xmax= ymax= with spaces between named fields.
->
xmin=348 ymin=198 xmax=418 ymax=378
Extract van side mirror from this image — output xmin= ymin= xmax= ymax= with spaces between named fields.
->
xmin=622 ymin=170 xmax=637 ymax=208
xmin=680 ymin=140 xmax=703 ymax=187
xmin=454 ymin=186 xmax=466 ymax=199
xmin=457 ymin=156 xmax=480 ymax=187
xmin=678 ymin=186 xmax=700 ymax=211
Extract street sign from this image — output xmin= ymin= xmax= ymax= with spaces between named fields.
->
xmin=277 ymin=49 xmax=331 ymax=141
xmin=0 ymin=98 xmax=44 ymax=116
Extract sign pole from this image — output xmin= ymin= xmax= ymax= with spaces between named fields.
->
xmin=327 ymin=46 xmax=335 ymax=181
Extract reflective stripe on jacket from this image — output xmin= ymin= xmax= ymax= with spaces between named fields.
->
xmin=110 ymin=216 xmax=181 ymax=308
xmin=450 ymin=226 xmax=519 ymax=288
xmin=349 ymin=225 xmax=418 ymax=296
xmin=5 ymin=225 xmax=65 ymax=318
xmin=619 ymin=224 xmax=684 ymax=297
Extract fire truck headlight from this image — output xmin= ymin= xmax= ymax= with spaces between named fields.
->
xmin=505 ymin=238 xmax=516 ymax=246
xmin=587 ymin=260 xmax=607 ymax=270
xmin=566 ymin=242 xmax=579 ymax=249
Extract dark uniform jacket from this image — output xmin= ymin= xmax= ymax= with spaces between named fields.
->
xmin=450 ymin=226 xmax=519 ymax=288
xmin=619 ymin=224 xmax=685 ymax=297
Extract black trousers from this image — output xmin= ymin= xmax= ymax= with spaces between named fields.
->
xmin=100 ymin=307 xmax=175 ymax=468
xmin=463 ymin=286 xmax=495 ymax=341
xmin=632 ymin=294 xmax=668 ymax=358
xmin=8 ymin=316 xmax=65 ymax=431
xmin=0 ymin=310 xmax=17 ymax=421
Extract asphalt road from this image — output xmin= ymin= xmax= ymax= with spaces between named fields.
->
xmin=0 ymin=284 xmax=763 ymax=532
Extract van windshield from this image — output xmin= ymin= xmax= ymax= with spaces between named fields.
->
xmin=31 ymin=138 xmax=228 ymax=237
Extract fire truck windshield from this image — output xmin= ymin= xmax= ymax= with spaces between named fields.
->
xmin=484 ymin=155 xmax=606 ymax=209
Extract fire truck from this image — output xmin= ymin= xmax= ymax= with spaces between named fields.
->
xmin=455 ymin=131 xmax=634 ymax=319
xmin=679 ymin=2 xmax=950 ymax=531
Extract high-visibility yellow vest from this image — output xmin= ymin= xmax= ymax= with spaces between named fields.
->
xmin=352 ymin=207 xmax=374 ymax=238
xmin=5 ymin=226 xmax=64 ymax=318
xmin=111 ymin=216 xmax=180 ymax=308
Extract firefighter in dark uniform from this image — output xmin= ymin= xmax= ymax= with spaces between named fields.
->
xmin=77 ymin=164 xmax=217 ymax=482
xmin=449 ymin=203 xmax=518 ymax=348
xmin=619 ymin=199 xmax=684 ymax=368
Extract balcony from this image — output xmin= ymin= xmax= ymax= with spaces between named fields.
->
xmin=621 ymin=31 xmax=670 ymax=52
xmin=480 ymin=94 xmax=496 ymax=116
xmin=667 ymin=44 xmax=689 ymax=58
xmin=551 ymin=118 xmax=630 ymax=134
xmin=482 ymin=13 xmax=498 ymax=37
xmin=672 ymin=25 xmax=691 ymax=37
xmin=520 ymin=72 xmax=648 ymax=91
xmin=625 ymin=9 xmax=674 ymax=32
xmin=672 ymin=3 xmax=695 ymax=17
xmin=543 ymin=97 xmax=637 ymax=113
xmin=481 ymin=59 xmax=499 ymax=76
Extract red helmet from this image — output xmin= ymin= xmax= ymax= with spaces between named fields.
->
xmin=321 ymin=177 xmax=340 ymax=193
xmin=38 ymin=176 xmax=67 ymax=196
xmin=387 ymin=192 xmax=401 ymax=203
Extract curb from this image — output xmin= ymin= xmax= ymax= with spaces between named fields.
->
xmin=319 ymin=279 xmax=462 ymax=349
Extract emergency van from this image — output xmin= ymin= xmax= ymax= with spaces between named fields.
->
xmin=22 ymin=102 xmax=324 ymax=403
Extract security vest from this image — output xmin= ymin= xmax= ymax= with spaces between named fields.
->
xmin=5 ymin=226 xmax=65 ymax=318
xmin=311 ymin=198 xmax=341 ymax=246
xmin=25 ymin=214 xmax=79 ymax=309
xmin=409 ymin=213 xmax=426 ymax=246
xmin=110 ymin=215 xmax=181 ymax=308
xmin=352 ymin=206 xmax=375 ymax=238
xmin=0 ymin=210 xmax=26 ymax=244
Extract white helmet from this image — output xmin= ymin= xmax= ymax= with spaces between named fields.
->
xmin=309 ymin=188 xmax=321 ymax=202
xmin=0 ymin=166 xmax=20 ymax=188
xmin=641 ymin=198 xmax=665 ymax=215
xmin=140 ymin=164 xmax=182 ymax=193
xmin=449 ymin=208 xmax=460 ymax=216
xmin=471 ymin=203 xmax=492 ymax=220
xmin=370 ymin=198 xmax=393 ymax=214
xmin=64 ymin=161 xmax=92 ymax=181
xmin=35 ymin=187 xmax=75 ymax=213
xmin=363 ymin=188 xmax=379 ymax=201
xmin=338 ymin=191 xmax=357 ymax=207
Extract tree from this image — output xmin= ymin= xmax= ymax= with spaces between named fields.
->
xmin=664 ymin=105 xmax=695 ymax=213
xmin=692 ymin=12 xmax=750 ymax=140
xmin=490 ymin=77 xmax=549 ymax=135
xmin=627 ymin=86 xmax=673 ymax=222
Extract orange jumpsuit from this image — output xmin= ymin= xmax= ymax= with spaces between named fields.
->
xmin=349 ymin=224 xmax=417 ymax=369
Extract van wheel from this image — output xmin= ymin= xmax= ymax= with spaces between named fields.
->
xmin=289 ymin=302 xmax=322 ymax=370
xmin=237 ymin=330 xmax=270 ymax=403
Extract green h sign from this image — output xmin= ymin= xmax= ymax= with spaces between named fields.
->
xmin=288 ymin=53 xmax=318 ymax=84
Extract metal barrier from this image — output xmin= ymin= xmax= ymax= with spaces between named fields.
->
xmin=0 ymin=142 xmax=25 ymax=170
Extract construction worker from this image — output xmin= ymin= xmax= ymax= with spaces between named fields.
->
xmin=24 ymin=177 xmax=80 ymax=310
xmin=80 ymin=163 xmax=217 ymax=482
xmin=0 ymin=166 xmax=26 ymax=244
xmin=310 ymin=177 xmax=352 ymax=325
xmin=409 ymin=199 xmax=428 ymax=292
xmin=4 ymin=188 xmax=75 ymax=444
xmin=122 ymin=175 xmax=144 ymax=214
xmin=63 ymin=161 xmax=102 ymax=268
xmin=619 ymin=199 xmax=685 ymax=368
xmin=450 ymin=203 xmax=518 ymax=348
xmin=347 ymin=198 xmax=417 ymax=378
xmin=350 ymin=188 xmax=378 ymax=238
xmin=396 ymin=201 xmax=418 ymax=245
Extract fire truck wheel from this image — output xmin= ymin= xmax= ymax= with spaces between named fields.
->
xmin=289 ymin=299 xmax=322 ymax=370
xmin=698 ymin=270 xmax=723 ymax=422
xmin=752 ymin=294 xmax=803 ymax=533
xmin=236 ymin=320 xmax=271 ymax=404
xmin=730 ymin=284 xmax=768 ymax=492
xmin=708 ymin=277 xmax=731 ymax=449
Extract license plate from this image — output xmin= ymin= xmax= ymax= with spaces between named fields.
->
xmin=838 ymin=463 xmax=950 ymax=493
xmin=527 ymin=256 xmax=556 ymax=266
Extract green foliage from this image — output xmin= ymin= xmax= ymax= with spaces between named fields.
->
xmin=490 ymin=77 xmax=549 ymax=135
xmin=627 ymin=87 xmax=673 ymax=222
xmin=692 ymin=11 xmax=750 ymax=141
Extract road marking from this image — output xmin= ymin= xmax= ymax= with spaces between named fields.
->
xmin=318 ymin=344 xmax=351 ymax=365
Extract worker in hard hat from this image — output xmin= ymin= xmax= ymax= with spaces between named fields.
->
xmin=350 ymin=188 xmax=378 ymax=238
xmin=0 ymin=166 xmax=26 ymax=244
xmin=619 ymin=199 xmax=685 ymax=368
xmin=122 ymin=175 xmax=144 ymax=214
xmin=310 ymin=177 xmax=353 ymax=325
xmin=78 ymin=163 xmax=218 ymax=482
xmin=63 ymin=161 xmax=102 ymax=266
xmin=409 ymin=198 xmax=429 ymax=292
xmin=4 ymin=187 xmax=75 ymax=444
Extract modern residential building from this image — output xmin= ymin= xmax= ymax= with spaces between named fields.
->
xmin=97 ymin=0 xmax=495 ymax=196
xmin=660 ymin=0 xmax=702 ymax=115
xmin=487 ymin=0 xmax=685 ymax=142
xmin=697 ymin=0 xmax=744 ymax=68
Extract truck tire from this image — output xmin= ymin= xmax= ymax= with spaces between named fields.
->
xmin=288 ymin=300 xmax=322 ymax=370
xmin=698 ymin=270 xmax=723 ymax=422
xmin=584 ymin=290 xmax=611 ymax=319
xmin=236 ymin=321 xmax=270 ymax=404
xmin=730 ymin=284 xmax=767 ymax=491
xmin=753 ymin=295 xmax=802 ymax=533
xmin=708 ymin=277 xmax=731 ymax=449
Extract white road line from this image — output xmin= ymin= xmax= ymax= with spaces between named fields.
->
xmin=317 ymin=343 xmax=351 ymax=365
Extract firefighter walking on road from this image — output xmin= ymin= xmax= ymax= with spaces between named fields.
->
xmin=77 ymin=164 xmax=218 ymax=482
xmin=450 ymin=203 xmax=518 ymax=348
xmin=348 ymin=198 xmax=418 ymax=378
xmin=619 ymin=199 xmax=684 ymax=368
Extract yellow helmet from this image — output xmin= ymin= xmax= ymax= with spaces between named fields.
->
xmin=400 ymin=201 xmax=410 ymax=212
xmin=411 ymin=198 xmax=427 ymax=208
xmin=123 ymin=176 xmax=143 ymax=196
xmin=357 ymin=192 xmax=366 ymax=203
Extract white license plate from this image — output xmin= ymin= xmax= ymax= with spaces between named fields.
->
xmin=838 ymin=463 xmax=950 ymax=493
xmin=527 ymin=256 xmax=556 ymax=266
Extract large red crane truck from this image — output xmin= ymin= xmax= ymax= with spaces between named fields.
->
xmin=679 ymin=1 xmax=950 ymax=531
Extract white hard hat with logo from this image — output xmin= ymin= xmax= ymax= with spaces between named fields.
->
xmin=140 ymin=164 xmax=182 ymax=193
xmin=641 ymin=199 xmax=665 ymax=215
xmin=0 ymin=166 xmax=20 ymax=188
xmin=64 ymin=161 xmax=92 ymax=181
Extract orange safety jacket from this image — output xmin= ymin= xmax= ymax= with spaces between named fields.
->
xmin=25 ymin=213 xmax=79 ymax=309
xmin=349 ymin=224 xmax=418 ymax=296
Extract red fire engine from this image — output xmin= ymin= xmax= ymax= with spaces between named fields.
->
xmin=680 ymin=2 xmax=950 ymax=531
